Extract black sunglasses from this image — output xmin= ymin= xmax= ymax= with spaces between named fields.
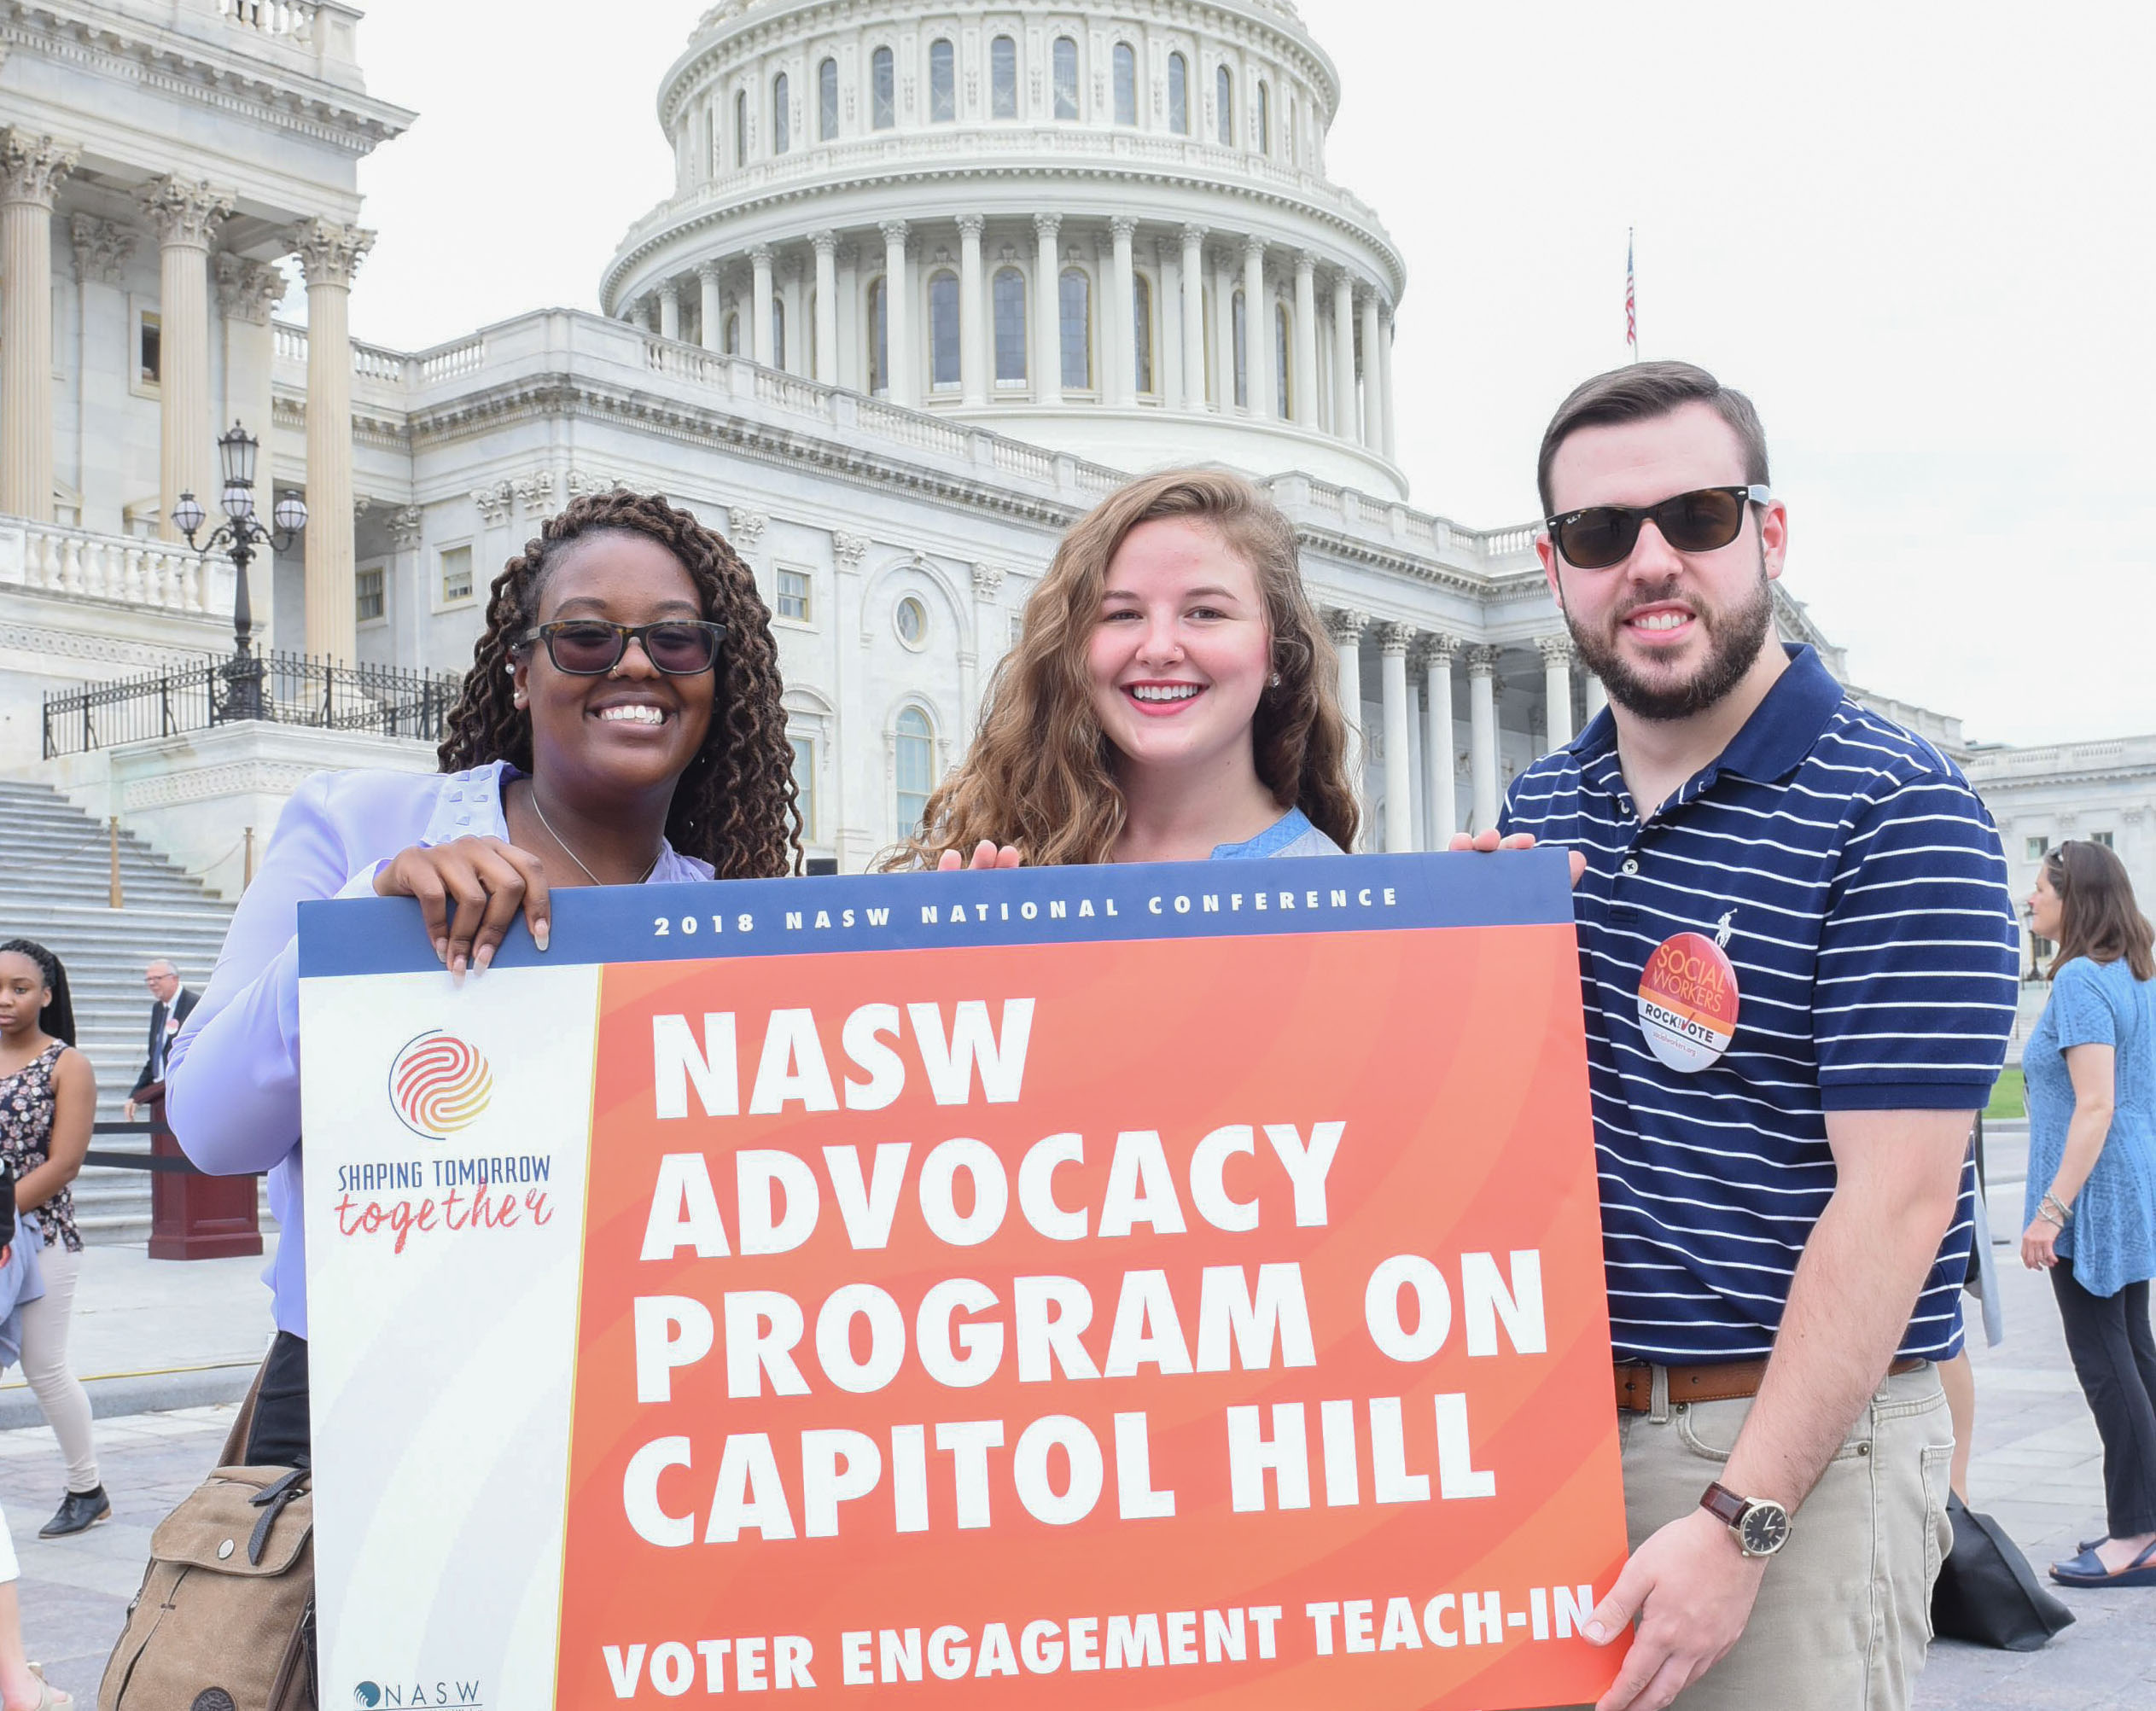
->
xmin=516 ymin=619 xmax=725 ymax=677
xmin=1545 ymin=484 xmax=1772 ymax=570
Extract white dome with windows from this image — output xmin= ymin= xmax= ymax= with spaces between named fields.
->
xmin=600 ymin=0 xmax=1409 ymax=497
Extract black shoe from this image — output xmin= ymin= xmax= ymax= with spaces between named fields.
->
xmin=38 ymin=1486 xmax=109 ymax=1538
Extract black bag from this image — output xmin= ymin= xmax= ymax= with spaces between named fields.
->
xmin=1930 ymin=1490 xmax=2075 ymax=1650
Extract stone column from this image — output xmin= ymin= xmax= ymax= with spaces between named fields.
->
xmin=387 ymin=503 xmax=426 ymax=670
xmin=1539 ymin=633 xmax=1575 ymax=752
xmin=1379 ymin=622 xmax=1414 ymax=853
xmin=1331 ymin=271 xmax=1356 ymax=442
xmin=958 ymin=213 xmax=987 ymax=405
xmin=657 ymin=279 xmax=681 ymax=341
xmin=1291 ymin=253 xmax=1318 ymax=428
xmin=1378 ymin=300 xmax=1397 ymax=463
xmin=1328 ymin=608 xmax=1366 ymax=842
xmin=1467 ymin=645 xmax=1501 ymax=834
xmin=0 ymin=131 xmax=77 ymax=522
xmin=1584 ymin=672 xmax=1609 ymax=723
xmin=880 ymin=221 xmax=913 ymax=404
xmin=292 ymin=218 xmax=373 ymax=662
xmin=215 ymin=252 xmax=282 ymax=628
xmin=1360 ymin=286 xmax=1384 ymax=449
xmin=1180 ymin=224 xmax=1207 ymax=409
xmin=750 ymin=246 xmax=776 ymax=364
xmin=76 ymin=218 xmax=137 ymax=533
xmin=813 ymin=232 xmax=839 ymax=385
xmin=1156 ymin=237 xmax=1182 ymax=410
xmin=143 ymin=177 xmax=235 ymax=543
xmin=1212 ymin=247 xmax=1238 ymax=411
xmin=1242 ymin=238 xmax=1272 ymax=419
xmin=698 ymin=263 xmax=723 ymax=352
xmin=1033 ymin=213 xmax=1062 ymax=406
xmin=969 ymin=562 xmax=1006 ymax=742
xmin=1107 ymin=216 xmax=1137 ymax=408
xmin=1420 ymin=637 xmax=1458 ymax=844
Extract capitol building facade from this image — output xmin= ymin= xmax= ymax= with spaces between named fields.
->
xmin=0 ymin=0 xmax=2147 ymax=943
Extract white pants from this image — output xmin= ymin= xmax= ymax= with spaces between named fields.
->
xmin=19 ymin=1245 xmax=98 ymax=1493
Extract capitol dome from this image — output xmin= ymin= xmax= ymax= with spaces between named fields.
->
xmin=599 ymin=0 xmax=1407 ymax=497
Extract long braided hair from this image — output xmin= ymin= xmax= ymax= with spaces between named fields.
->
xmin=0 ymin=940 xmax=77 ymax=1047
xmin=438 ymin=490 xmax=801 ymax=877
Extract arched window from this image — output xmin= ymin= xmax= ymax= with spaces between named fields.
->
xmin=735 ymin=90 xmax=749 ymax=165
xmin=993 ymin=267 xmax=1028 ymax=381
xmin=1286 ymin=96 xmax=1297 ymax=166
xmin=1052 ymin=36 xmax=1079 ymax=120
xmin=929 ymin=271 xmax=960 ymax=389
xmin=772 ymin=72 xmax=790 ymax=154
xmin=867 ymin=276 xmax=889 ymax=395
xmin=725 ymin=311 xmax=741 ymax=356
xmin=1215 ymin=65 xmax=1232 ymax=145
xmin=771 ymin=296 xmax=787 ymax=371
xmin=1257 ymin=81 xmax=1271 ymax=154
xmin=1113 ymin=43 xmax=1137 ymax=125
xmin=1132 ymin=273 xmax=1154 ymax=394
xmin=818 ymin=57 xmax=838 ymax=141
xmin=895 ymin=706 xmax=935 ymax=836
xmin=929 ymin=39 xmax=956 ymax=122
xmin=871 ymin=47 xmax=896 ymax=130
xmin=1059 ymin=268 xmax=1092 ymax=390
xmin=991 ymin=36 xmax=1018 ymax=118
xmin=1168 ymin=52 xmax=1188 ymax=134
xmin=1232 ymin=288 xmax=1248 ymax=409
xmin=1274 ymin=302 xmax=1291 ymax=419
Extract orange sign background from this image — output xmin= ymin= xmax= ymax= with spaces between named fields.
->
xmin=556 ymin=922 xmax=1623 ymax=1708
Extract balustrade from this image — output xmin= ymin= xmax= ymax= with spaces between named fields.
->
xmin=4 ymin=521 xmax=223 ymax=616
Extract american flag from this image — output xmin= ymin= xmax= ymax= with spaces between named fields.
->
xmin=1625 ymin=229 xmax=1637 ymax=358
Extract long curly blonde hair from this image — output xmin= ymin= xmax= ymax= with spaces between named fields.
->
xmin=882 ymin=468 xmax=1357 ymax=868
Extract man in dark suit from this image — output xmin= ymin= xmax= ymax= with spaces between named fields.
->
xmin=124 ymin=958 xmax=197 ymax=1121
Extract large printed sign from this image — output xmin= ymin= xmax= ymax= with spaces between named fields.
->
xmin=297 ymin=852 xmax=1624 ymax=1709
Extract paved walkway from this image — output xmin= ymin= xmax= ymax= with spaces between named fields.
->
xmin=0 ymin=1209 xmax=2148 ymax=1706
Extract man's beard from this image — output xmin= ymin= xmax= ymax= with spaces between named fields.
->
xmin=1566 ymin=564 xmax=1775 ymax=723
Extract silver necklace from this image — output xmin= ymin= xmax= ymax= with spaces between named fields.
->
xmin=527 ymin=784 xmax=660 ymax=887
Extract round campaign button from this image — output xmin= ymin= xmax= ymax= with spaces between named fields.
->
xmin=1637 ymin=931 xmax=1741 ymax=1073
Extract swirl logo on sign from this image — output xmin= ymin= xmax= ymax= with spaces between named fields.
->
xmin=387 ymin=1030 xmax=492 ymax=1139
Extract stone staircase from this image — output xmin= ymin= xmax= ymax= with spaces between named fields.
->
xmin=0 ymin=777 xmax=269 ymax=1243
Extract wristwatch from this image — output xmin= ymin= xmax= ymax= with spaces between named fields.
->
xmin=1700 ymin=1481 xmax=1791 ymax=1557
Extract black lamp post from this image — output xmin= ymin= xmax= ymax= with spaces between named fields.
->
xmin=173 ymin=422 xmax=307 ymax=721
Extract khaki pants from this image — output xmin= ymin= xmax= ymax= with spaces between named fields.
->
xmin=1615 ymin=1363 xmax=1955 ymax=1711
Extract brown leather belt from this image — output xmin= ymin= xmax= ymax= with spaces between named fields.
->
xmin=1615 ymin=1356 xmax=1926 ymax=1412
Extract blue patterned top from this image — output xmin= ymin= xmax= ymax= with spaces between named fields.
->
xmin=2024 ymin=955 xmax=2156 ymax=1298
xmin=1209 ymin=806 xmax=1343 ymax=859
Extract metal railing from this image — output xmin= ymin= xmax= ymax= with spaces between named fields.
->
xmin=43 ymin=652 xmax=469 ymax=759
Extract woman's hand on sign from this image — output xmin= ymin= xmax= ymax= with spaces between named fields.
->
xmin=2021 ymin=1215 xmax=2061 ymax=1271
xmin=1448 ymin=829 xmax=1589 ymax=889
xmin=374 ymin=837 xmax=552 ymax=974
xmin=935 ymin=841 xmax=1023 ymax=872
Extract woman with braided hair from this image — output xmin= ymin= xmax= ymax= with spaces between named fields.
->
xmin=167 ymin=490 xmax=799 ymax=1465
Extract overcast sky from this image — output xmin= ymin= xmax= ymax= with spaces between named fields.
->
xmin=341 ymin=0 xmax=2154 ymax=748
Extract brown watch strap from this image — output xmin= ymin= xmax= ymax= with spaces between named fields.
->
xmin=1699 ymin=1481 xmax=1749 ymax=1528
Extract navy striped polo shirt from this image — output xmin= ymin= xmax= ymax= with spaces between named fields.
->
xmin=1500 ymin=645 xmax=2019 ymax=1365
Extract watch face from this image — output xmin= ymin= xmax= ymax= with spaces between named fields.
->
xmin=1739 ymin=1501 xmax=1791 ymax=1557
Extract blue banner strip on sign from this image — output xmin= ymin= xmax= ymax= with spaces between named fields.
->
xmin=298 ymin=848 xmax=1572 ymax=978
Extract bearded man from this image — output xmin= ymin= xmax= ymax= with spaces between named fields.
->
xmin=1497 ymin=362 xmax=2019 ymax=1711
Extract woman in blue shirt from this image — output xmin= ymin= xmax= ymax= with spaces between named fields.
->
xmin=2020 ymin=839 xmax=2156 ymax=1586
xmin=884 ymin=468 xmax=1356 ymax=868
xmin=167 ymin=489 xmax=801 ymax=1465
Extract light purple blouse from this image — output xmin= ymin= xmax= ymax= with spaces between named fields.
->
xmin=166 ymin=761 xmax=712 ymax=1337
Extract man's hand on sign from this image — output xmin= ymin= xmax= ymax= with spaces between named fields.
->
xmin=1585 ymin=1506 xmax=1768 ymax=1711
xmin=375 ymin=837 xmax=552 ymax=975
xmin=935 ymin=840 xmax=1023 ymax=871
xmin=1448 ymin=828 xmax=1590 ymax=888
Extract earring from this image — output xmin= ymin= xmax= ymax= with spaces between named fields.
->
xmin=504 ymin=662 xmax=515 ymax=676
xmin=1269 ymin=672 xmax=1282 ymax=687
xmin=512 ymin=693 xmax=527 ymax=709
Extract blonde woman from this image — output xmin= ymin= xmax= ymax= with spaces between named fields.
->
xmin=887 ymin=468 xmax=1357 ymax=870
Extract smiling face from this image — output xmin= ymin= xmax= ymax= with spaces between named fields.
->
xmin=510 ymin=532 xmax=716 ymax=807
xmin=2028 ymin=861 xmax=2065 ymax=942
xmin=0 ymin=952 xmax=50 ymax=1041
xmin=1538 ymin=401 xmax=1788 ymax=722
xmin=1087 ymin=517 xmax=1273 ymax=784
